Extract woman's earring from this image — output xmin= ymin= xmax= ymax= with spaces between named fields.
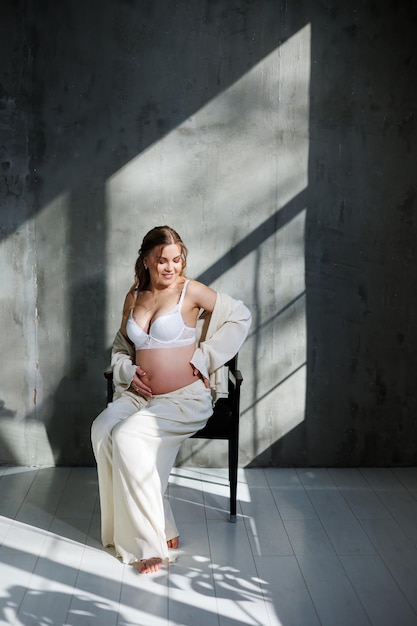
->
xmin=144 ymin=263 xmax=147 ymax=270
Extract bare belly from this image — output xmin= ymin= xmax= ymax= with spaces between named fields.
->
xmin=136 ymin=344 xmax=198 ymax=395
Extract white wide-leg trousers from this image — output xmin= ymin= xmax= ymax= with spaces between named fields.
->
xmin=91 ymin=380 xmax=212 ymax=564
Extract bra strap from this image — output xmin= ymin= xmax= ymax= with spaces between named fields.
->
xmin=178 ymin=279 xmax=190 ymax=307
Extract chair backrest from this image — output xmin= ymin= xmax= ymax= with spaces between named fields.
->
xmin=191 ymin=356 xmax=242 ymax=439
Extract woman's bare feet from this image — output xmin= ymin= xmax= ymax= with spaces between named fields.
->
xmin=136 ymin=537 xmax=179 ymax=573
xmin=167 ymin=536 xmax=179 ymax=549
xmin=138 ymin=557 xmax=163 ymax=574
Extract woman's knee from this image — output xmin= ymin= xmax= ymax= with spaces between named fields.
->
xmin=91 ymin=410 xmax=111 ymax=450
xmin=91 ymin=404 xmax=121 ymax=447
xmin=92 ymin=396 xmax=137 ymax=443
xmin=111 ymin=419 xmax=133 ymax=451
xmin=112 ymin=415 xmax=154 ymax=459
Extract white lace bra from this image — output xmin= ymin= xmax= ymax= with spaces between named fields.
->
xmin=126 ymin=280 xmax=196 ymax=350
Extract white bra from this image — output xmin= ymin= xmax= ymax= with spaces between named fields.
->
xmin=126 ymin=280 xmax=196 ymax=350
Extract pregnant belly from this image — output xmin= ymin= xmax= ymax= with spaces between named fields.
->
xmin=136 ymin=344 xmax=198 ymax=394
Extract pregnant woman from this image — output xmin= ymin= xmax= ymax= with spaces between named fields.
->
xmin=91 ymin=225 xmax=251 ymax=573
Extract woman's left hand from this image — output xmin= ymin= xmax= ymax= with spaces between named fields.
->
xmin=192 ymin=367 xmax=210 ymax=389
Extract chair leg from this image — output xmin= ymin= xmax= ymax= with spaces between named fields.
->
xmin=229 ymin=435 xmax=238 ymax=522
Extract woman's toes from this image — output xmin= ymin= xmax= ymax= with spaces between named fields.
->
xmin=167 ymin=536 xmax=180 ymax=549
xmin=138 ymin=557 xmax=163 ymax=574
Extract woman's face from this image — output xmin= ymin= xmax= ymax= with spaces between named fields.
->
xmin=145 ymin=243 xmax=183 ymax=288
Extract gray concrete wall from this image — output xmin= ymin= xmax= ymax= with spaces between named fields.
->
xmin=1 ymin=0 xmax=416 ymax=467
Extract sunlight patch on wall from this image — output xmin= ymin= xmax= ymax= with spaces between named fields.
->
xmin=104 ymin=25 xmax=311 ymax=344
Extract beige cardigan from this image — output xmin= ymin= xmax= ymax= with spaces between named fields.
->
xmin=110 ymin=292 xmax=251 ymax=402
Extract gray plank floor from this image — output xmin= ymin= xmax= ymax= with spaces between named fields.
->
xmin=1 ymin=465 xmax=417 ymax=626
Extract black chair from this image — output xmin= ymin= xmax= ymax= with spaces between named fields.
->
xmin=104 ymin=355 xmax=243 ymax=521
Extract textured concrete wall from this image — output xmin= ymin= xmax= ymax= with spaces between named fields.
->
xmin=1 ymin=1 xmax=416 ymax=467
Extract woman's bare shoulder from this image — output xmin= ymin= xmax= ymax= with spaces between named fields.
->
xmin=187 ymin=279 xmax=217 ymax=311
xmin=123 ymin=290 xmax=136 ymax=311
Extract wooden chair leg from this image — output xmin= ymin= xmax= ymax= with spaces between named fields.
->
xmin=229 ymin=434 xmax=238 ymax=522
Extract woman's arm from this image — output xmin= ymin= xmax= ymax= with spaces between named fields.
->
xmin=190 ymin=290 xmax=252 ymax=380
xmin=111 ymin=329 xmax=136 ymax=387
xmin=187 ymin=280 xmax=217 ymax=313
xmin=111 ymin=292 xmax=153 ymax=398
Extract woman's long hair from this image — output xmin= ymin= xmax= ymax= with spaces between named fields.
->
xmin=129 ymin=225 xmax=188 ymax=299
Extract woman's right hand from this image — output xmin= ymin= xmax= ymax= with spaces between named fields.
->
xmin=131 ymin=366 xmax=153 ymax=398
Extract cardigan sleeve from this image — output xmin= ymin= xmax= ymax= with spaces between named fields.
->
xmin=111 ymin=329 xmax=137 ymax=394
xmin=190 ymin=292 xmax=252 ymax=381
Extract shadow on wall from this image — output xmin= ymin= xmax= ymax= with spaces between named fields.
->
xmin=2 ymin=1 xmax=417 ymax=467
xmin=2 ymin=1 xmax=294 ymax=239
xmin=240 ymin=1 xmax=417 ymax=469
